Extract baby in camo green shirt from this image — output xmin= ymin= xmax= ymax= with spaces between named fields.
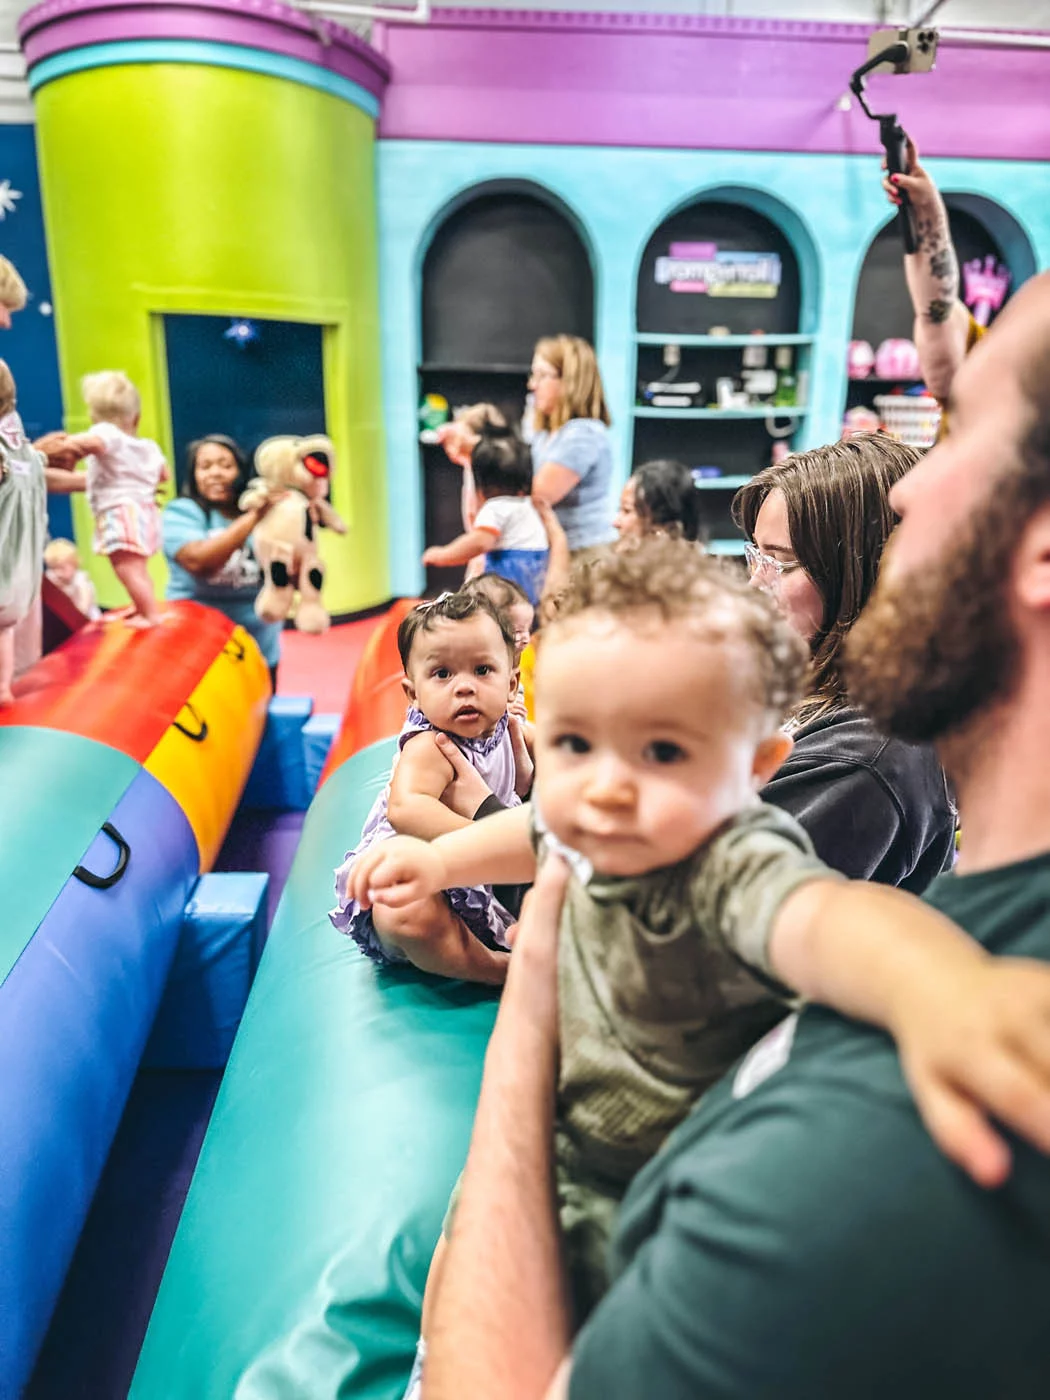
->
xmin=0 ymin=360 xmax=47 ymax=706
xmin=349 ymin=539 xmax=955 ymax=1338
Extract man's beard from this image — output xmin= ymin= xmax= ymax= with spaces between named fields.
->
xmin=845 ymin=501 xmax=1020 ymax=745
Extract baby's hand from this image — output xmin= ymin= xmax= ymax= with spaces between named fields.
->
xmin=159 ymin=462 xmax=171 ymax=485
xmin=894 ymin=957 xmax=1050 ymax=1189
xmin=346 ymin=835 xmax=446 ymax=910
xmin=435 ymin=732 xmax=495 ymax=818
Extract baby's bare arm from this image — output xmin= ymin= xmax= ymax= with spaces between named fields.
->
xmin=387 ymin=732 xmax=473 ymax=840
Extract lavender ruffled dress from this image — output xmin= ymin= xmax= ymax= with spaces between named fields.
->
xmin=330 ymin=707 xmax=521 ymax=962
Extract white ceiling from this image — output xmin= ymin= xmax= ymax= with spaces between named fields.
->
xmin=0 ymin=0 xmax=1047 ymax=119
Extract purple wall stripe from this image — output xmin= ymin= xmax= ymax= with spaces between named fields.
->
xmin=19 ymin=0 xmax=390 ymax=98
xmin=371 ymin=8 xmax=1050 ymax=161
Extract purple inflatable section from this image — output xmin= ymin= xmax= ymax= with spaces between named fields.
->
xmin=19 ymin=0 xmax=391 ymax=98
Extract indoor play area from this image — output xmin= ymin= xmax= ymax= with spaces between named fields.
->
xmin=0 ymin=1 xmax=1049 ymax=1396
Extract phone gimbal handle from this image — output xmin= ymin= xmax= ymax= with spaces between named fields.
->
xmin=880 ymin=116 xmax=918 ymax=255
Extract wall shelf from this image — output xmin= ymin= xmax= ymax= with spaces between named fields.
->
xmin=633 ymin=405 xmax=807 ymax=420
xmin=419 ymin=363 xmax=530 ymax=374
xmin=635 ymin=333 xmax=815 ymax=348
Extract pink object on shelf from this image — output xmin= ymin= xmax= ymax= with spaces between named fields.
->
xmin=875 ymin=339 xmax=921 ymax=381
xmin=847 ymin=341 xmax=875 ymax=380
xmin=841 ymin=406 xmax=882 ymax=439
xmin=963 ymin=255 xmax=1011 ymax=327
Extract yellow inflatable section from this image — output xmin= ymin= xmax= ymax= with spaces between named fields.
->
xmin=145 ymin=628 xmax=271 ymax=870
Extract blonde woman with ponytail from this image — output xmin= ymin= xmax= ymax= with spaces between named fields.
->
xmin=528 ymin=335 xmax=615 ymax=552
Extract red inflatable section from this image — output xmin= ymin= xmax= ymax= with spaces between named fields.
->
xmin=320 ymin=599 xmax=417 ymax=783
xmin=0 ymin=601 xmax=237 ymax=763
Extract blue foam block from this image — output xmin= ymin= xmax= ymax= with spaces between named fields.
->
xmin=302 ymin=713 xmax=339 ymax=794
xmin=241 ymin=697 xmax=314 ymax=811
xmin=143 ymin=872 xmax=269 ymax=1072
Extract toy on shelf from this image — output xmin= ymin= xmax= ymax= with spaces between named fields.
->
xmin=847 ymin=340 xmax=876 ymax=380
xmin=239 ymin=436 xmax=347 ymax=635
xmin=875 ymin=338 xmax=921 ymax=380
xmin=841 ymin=405 xmax=883 ymax=439
xmin=962 ymin=255 xmax=1011 ymax=327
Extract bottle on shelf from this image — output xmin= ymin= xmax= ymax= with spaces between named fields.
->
xmin=773 ymin=346 xmax=798 ymax=408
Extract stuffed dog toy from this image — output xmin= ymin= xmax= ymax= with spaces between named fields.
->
xmin=239 ymin=434 xmax=346 ymax=633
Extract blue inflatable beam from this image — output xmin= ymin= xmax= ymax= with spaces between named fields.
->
xmin=0 ymin=770 xmax=198 ymax=1400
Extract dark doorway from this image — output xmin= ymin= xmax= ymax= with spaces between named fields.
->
xmin=163 ymin=315 xmax=327 ymax=490
xmin=419 ymin=185 xmax=594 ymax=593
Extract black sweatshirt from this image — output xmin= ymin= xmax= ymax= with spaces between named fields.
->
xmin=763 ymin=705 xmax=956 ymax=895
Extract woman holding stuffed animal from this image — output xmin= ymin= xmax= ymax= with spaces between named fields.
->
xmin=163 ymin=435 xmax=283 ymax=688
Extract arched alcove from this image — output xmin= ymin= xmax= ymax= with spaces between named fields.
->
xmin=848 ymin=196 xmax=1034 ymax=421
xmin=851 ymin=200 xmax=1029 ymax=348
xmin=632 ymin=195 xmax=811 ymax=553
xmin=418 ymin=181 xmax=595 ymax=589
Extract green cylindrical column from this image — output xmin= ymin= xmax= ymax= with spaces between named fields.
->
xmin=28 ymin=24 xmax=389 ymax=612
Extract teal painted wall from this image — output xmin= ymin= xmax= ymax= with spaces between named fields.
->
xmin=377 ymin=139 xmax=1050 ymax=597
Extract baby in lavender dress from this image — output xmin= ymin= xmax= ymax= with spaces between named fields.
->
xmin=331 ymin=591 xmax=532 ymax=984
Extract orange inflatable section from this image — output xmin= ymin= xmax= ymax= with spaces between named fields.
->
xmin=320 ymin=599 xmax=417 ymax=783
xmin=0 ymin=602 xmax=236 ymax=763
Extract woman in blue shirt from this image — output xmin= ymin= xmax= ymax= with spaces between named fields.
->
xmin=529 ymin=336 xmax=615 ymax=552
xmin=162 ymin=435 xmax=282 ymax=688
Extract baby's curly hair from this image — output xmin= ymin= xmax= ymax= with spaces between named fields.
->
xmin=546 ymin=537 xmax=808 ymax=728
xmin=398 ymin=590 xmax=517 ymax=670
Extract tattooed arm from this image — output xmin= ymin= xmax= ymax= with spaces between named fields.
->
xmin=883 ymin=138 xmax=972 ymax=401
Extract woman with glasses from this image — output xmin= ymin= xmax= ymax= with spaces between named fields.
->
xmin=734 ymin=433 xmax=955 ymax=892
xmin=528 ymin=336 xmax=615 ymax=553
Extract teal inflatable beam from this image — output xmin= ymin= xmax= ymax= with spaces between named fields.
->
xmin=132 ymin=740 xmax=498 ymax=1399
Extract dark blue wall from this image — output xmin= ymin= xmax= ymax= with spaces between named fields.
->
xmin=0 ymin=124 xmax=68 ymax=537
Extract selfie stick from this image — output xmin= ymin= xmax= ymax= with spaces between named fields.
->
xmin=849 ymin=41 xmax=917 ymax=254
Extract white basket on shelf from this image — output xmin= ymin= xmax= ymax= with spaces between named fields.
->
xmin=874 ymin=394 xmax=942 ymax=448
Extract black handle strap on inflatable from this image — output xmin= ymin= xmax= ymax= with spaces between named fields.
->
xmin=73 ymin=822 xmax=131 ymax=890
xmin=224 ymin=636 xmax=246 ymax=662
xmin=173 ymin=700 xmax=209 ymax=742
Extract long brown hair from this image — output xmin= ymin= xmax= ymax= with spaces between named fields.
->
xmin=733 ymin=433 xmax=921 ymax=722
xmin=533 ymin=334 xmax=611 ymax=433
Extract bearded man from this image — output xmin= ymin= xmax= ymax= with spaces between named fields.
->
xmin=423 ymin=272 xmax=1050 ymax=1400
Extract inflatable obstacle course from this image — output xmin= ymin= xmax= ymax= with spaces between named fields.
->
xmin=133 ymin=603 xmax=498 ymax=1399
xmin=0 ymin=603 xmax=271 ymax=1399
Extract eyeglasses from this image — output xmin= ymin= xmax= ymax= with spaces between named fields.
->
xmin=744 ymin=543 xmax=801 ymax=580
xmin=528 ymin=367 xmax=561 ymax=386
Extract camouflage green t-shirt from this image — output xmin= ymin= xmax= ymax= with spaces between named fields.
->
xmin=532 ymin=801 xmax=834 ymax=1316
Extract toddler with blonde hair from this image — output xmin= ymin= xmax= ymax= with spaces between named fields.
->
xmin=43 ymin=537 xmax=99 ymax=619
xmin=69 ymin=371 xmax=169 ymax=627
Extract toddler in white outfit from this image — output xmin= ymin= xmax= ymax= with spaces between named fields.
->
xmin=423 ymin=427 xmax=549 ymax=604
xmin=70 ymin=371 xmax=169 ymax=627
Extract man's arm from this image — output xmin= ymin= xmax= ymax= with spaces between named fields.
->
xmin=426 ymin=859 xmax=573 ymax=1400
xmin=884 ymin=137 xmax=971 ymax=399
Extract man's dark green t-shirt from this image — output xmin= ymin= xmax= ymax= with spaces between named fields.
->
xmin=570 ymin=853 xmax=1050 ymax=1399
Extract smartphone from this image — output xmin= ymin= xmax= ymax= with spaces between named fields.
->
xmin=866 ymin=26 xmax=940 ymax=75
